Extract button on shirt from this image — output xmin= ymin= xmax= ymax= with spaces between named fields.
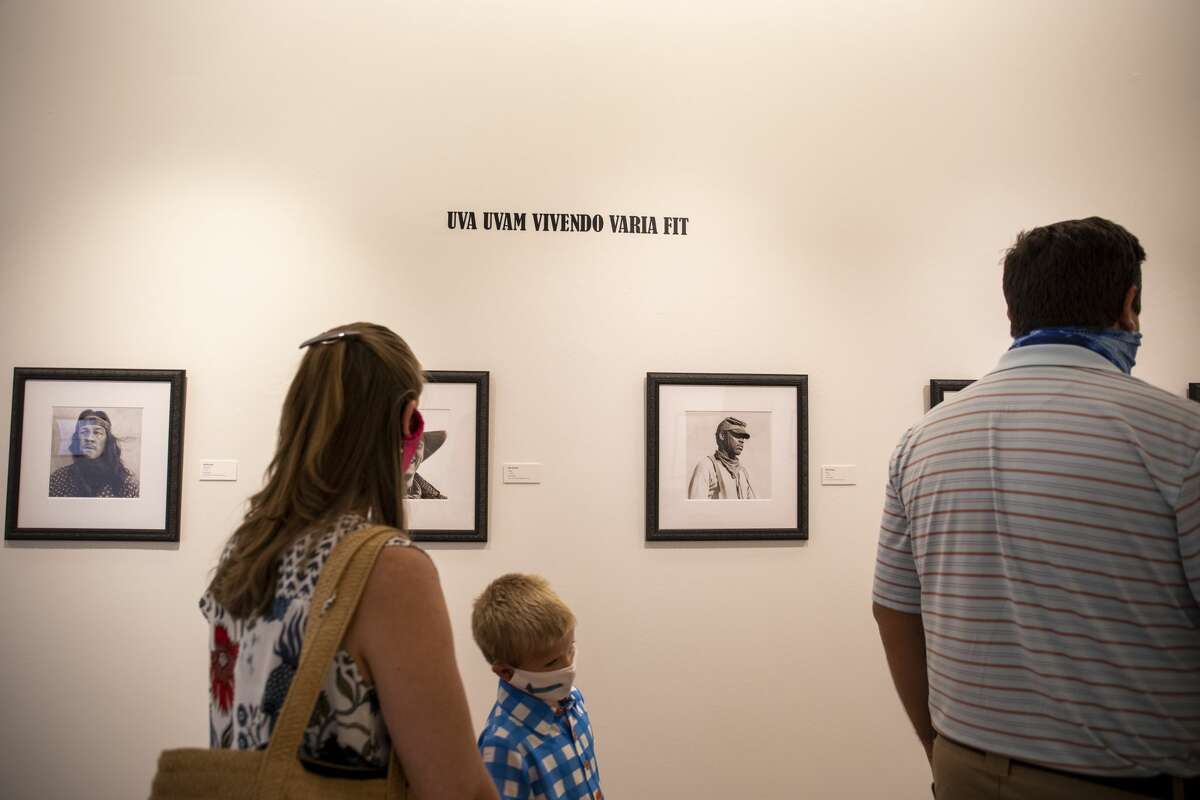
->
xmin=479 ymin=681 xmax=602 ymax=800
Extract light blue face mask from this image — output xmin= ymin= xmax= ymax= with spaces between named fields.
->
xmin=1010 ymin=327 xmax=1142 ymax=374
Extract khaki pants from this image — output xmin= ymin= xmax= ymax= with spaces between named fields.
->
xmin=932 ymin=736 xmax=1188 ymax=800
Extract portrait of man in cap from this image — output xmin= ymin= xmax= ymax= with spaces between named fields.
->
xmin=688 ymin=416 xmax=756 ymax=500
xmin=48 ymin=409 xmax=140 ymax=498
xmin=406 ymin=429 xmax=449 ymax=500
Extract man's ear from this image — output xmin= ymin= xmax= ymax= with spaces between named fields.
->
xmin=1117 ymin=285 xmax=1140 ymax=332
xmin=492 ymin=664 xmax=514 ymax=681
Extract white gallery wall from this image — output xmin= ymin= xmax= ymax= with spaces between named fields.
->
xmin=2 ymin=2 xmax=1199 ymax=797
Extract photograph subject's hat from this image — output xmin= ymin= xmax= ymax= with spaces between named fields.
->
xmin=717 ymin=417 xmax=750 ymax=439
xmin=422 ymin=430 xmax=447 ymax=459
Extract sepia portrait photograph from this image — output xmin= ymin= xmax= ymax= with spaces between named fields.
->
xmin=48 ymin=406 xmax=143 ymax=499
xmin=404 ymin=371 xmax=489 ymax=542
xmin=6 ymin=368 xmax=186 ymax=542
xmin=647 ymin=372 xmax=807 ymax=542
xmin=684 ymin=411 xmax=772 ymax=500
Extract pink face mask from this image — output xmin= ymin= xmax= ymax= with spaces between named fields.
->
xmin=401 ymin=408 xmax=425 ymax=475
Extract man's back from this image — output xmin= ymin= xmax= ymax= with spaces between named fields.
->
xmin=874 ymin=344 xmax=1200 ymax=777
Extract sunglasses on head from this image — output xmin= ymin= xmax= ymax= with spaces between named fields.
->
xmin=298 ymin=330 xmax=362 ymax=349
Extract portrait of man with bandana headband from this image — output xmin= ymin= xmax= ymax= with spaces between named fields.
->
xmin=48 ymin=409 xmax=140 ymax=498
xmin=687 ymin=416 xmax=756 ymax=500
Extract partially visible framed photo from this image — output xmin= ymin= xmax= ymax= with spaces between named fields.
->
xmin=1189 ymin=383 xmax=1199 ymax=403
xmin=5 ymin=368 xmax=187 ymax=542
xmin=406 ymin=371 xmax=489 ymax=543
xmin=646 ymin=372 xmax=808 ymax=542
xmin=929 ymin=379 xmax=975 ymax=409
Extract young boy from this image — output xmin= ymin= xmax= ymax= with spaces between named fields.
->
xmin=472 ymin=574 xmax=603 ymax=800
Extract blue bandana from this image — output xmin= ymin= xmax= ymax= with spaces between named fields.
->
xmin=1009 ymin=326 xmax=1142 ymax=374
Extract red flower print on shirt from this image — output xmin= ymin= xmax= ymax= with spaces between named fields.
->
xmin=210 ymin=624 xmax=238 ymax=713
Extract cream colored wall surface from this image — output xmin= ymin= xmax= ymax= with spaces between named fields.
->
xmin=2 ymin=1 xmax=1199 ymax=798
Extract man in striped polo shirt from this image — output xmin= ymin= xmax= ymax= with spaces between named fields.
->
xmin=874 ymin=217 xmax=1200 ymax=799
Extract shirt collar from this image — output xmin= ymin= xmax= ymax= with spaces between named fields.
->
xmin=993 ymin=343 xmax=1121 ymax=375
xmin=495 ymin=680 xmax=575 ymax=734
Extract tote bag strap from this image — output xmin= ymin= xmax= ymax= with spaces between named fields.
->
xmin=255 ymin=524 xmax=404 ymax=795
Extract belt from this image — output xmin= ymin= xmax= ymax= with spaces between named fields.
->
xmin=946 ymin=738 xmax=1198 ymax=800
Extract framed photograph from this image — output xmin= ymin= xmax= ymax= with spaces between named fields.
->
xmin=5 ymin=368 xmax=186 ymax=542
xmin=929 ymin=379 xmax=975 ymax=409
xmin=1190 ymin=383 xmax=1199 ymax=403
xmin=646 ymin=372 xmax=808 ymax=542
xmin=406 ymin=371 xmax=489 ymax=543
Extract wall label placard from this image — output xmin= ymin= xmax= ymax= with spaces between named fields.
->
xmin=447 ymin=210 xmax=688 ymax=235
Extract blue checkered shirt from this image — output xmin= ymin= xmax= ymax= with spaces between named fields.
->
xmin=478 ymin=681 xmax=603 ymax=800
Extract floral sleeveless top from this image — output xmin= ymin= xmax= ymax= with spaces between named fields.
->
xmin=199 ymin=513 xmax=410 ymax=768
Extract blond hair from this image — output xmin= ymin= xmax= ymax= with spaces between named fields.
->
xmin=472 ymin=574 xmax=576 ymax=666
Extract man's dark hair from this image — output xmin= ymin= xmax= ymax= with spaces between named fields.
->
xmin=1002 ymin=217 xmax=1145 ymax=337
xmin=68 ymin=409 xmax=134 ymax=494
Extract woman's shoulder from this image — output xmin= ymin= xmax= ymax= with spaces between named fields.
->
xmin=357 ymin=543 xmax=439 ymax=620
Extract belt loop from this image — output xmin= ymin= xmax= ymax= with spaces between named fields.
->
xmin=1172 ymin=776 xmax=1184 ymax=800
xmin=983 ymin=752 xmax=1012 ymax=778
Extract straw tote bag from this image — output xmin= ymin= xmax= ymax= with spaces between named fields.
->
xmin=151 ymin=525 xmax=409 ymax=799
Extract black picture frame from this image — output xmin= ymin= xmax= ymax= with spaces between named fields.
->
xmin=6 ymin=367 xmax=187 ymax=542
xmin=646 ymin=372 xmax=808 ymax=542
xmin=407 ymin=370 xmax=489 ymax=543
xmin=1190 ymin=383 xmax=1199 ymax=403
xmin=929 ymin=379 xmax=975 ymax=409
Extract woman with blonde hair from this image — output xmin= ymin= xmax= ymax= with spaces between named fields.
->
xmin=200 ymin=323 xmax=497 ymax=799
